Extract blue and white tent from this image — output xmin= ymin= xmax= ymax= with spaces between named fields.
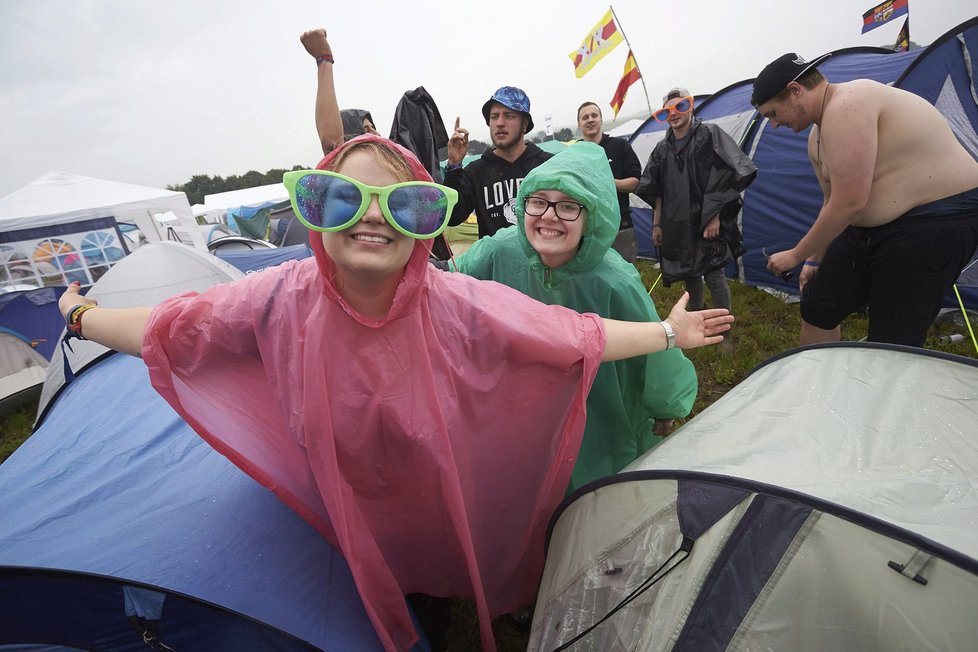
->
xmin=0 ymin=286 xmax=65 ymax=415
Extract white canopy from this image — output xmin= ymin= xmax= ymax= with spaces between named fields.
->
xmin=0 ymin=171 xmax=206 ymax=251
xmin=204 ymin=183 xmax=288 ymax=211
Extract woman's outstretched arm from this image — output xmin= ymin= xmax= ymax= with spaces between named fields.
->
xmin=602 ymin=292 xmax=733 ymax=362
xmin=58 ymin=282 xmax=150 ymax=357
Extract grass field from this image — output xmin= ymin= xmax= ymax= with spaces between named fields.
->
xmin=1 ymin=264 xmax=976 ymax=650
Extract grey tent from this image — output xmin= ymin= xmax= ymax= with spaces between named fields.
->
xmin=530 ymin=344 xmax=978 ymax=651
xmin=36 ymin=242 xmax=244 ymax=421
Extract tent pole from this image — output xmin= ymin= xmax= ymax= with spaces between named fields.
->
xmin=610 ymin=5 xmax=653 ymax=117
xmin=952 ymin=284 xmax=978 ymax=353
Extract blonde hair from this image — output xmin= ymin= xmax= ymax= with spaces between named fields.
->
xmin=328 ymin=141 xmax=414 ymax=183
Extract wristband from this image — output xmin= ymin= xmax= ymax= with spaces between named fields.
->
xmin=803 ymin=260 xmax=820 ymax=268
xmin=315 ymin=53 xmax=334 ymax=65
xmin=660 ymin=319 xmax=677 ymax=350
xmin=445 ymin=162 xmax=463 ymax=172
xmin=652 ymin=224 xmax=662 ymax=229
xmin=66 ymin=304 xmax=97 ymax=340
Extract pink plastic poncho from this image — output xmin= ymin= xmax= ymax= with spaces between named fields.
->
xmin=142 ymin=136 xmax=605 ymax=651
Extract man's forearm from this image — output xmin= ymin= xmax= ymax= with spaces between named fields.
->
xmin=794 ymin=200 xmax=864 ymax=261
xmin=444 ymin=168 xmax=474 ymax=227
xmin=615 ymin=177 xmax=639 ymax=193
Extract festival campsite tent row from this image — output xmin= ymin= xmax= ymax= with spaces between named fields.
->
xmin=627 ymin=16 xmax=978 ymax=311
xmin=1 ymin=14 xmax=977 ymax=652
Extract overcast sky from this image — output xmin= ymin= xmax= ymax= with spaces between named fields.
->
xmin=1 ymin=1 xmax=974 ymax=198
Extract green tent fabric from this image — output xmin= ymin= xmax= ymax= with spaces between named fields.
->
xmin=453 ymin=142 xmax=697 ymax=490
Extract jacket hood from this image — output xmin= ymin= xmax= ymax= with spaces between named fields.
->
xmin=515 ymin=141 xmax=619 ymax=275
xmin=308 ymin=134 xmax=434 ymax=325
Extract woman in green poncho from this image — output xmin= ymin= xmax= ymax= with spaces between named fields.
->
xmin=451 ymin=141 xmax=698 ymax=491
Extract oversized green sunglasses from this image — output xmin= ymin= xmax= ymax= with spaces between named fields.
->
xmin=283 ymin=170 xmax=458 ymax=239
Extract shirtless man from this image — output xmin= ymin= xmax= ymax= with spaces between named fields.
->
xmin=754 ymin=53 xmax=978 ymax=346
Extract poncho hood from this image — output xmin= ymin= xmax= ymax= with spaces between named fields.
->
xmin=515 ymin=142 xmax=619 ymax=279
xmin=308 ymin=135 xmax=435 ymax=325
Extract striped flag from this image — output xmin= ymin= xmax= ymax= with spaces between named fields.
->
xmin=861 ymin=0 xmax=909 ymax=34
xmin=568 ymin=9 xmax=624 ymax=78
xmin=894 ymin=17 xmax=910 ymax=51
xmin=610 ymin=50 xmax=641 ymax=117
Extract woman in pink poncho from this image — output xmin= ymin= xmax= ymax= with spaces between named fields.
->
xmin=58 ymin=135 xmax=731 ymax=651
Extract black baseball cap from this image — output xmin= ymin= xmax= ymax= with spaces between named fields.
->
xmin=751 ymin=53 xmax=832 ymax=107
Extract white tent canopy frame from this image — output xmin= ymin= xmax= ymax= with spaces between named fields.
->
xmin=0 ymin=171 xmax=206 ymax=252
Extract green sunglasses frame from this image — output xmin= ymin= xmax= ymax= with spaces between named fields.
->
xmin=283 ymin=170 xmax=459 ymax=240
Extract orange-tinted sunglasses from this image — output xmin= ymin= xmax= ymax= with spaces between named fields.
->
xmin=653 ymin=96 xmax=694 ymax=122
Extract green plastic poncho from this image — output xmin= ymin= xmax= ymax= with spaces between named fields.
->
xmin=454 ymin=141 xmax=697 ymax=490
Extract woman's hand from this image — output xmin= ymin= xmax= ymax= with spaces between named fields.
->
xmin=59 ymin=281 xmax=96 ymax=320
xmin=666 ymin=292 xmax=733 ymax=349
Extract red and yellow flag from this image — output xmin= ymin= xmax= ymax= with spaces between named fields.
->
xmin=568 ymin=9 xmax=624 ymax=78
xmin=610 ymin=50 xmax=641 ymax=117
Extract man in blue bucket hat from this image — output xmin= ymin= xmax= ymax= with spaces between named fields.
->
xmin=445 ymin=86 xmax=553 ymax=238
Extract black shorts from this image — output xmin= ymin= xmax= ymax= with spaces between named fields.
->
xmin=800 ymin=192 xmax=978 ymax=346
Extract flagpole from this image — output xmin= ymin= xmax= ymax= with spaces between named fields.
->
xmin=609 ymin=4 xmax=653 ymax=117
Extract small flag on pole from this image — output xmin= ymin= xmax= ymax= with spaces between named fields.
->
xmin=861 ymin=0 xmax=909 ymax=34
xmin=568 ymin=9 xmax=624 ymax=78
xmin=894 ymin=17 xmax=910 ymax=51
xmin=610 ymin=50 xmax=641 ymax=117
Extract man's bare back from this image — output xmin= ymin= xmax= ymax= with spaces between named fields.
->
xmin=812 ymin=79 xmax=978 ymax=227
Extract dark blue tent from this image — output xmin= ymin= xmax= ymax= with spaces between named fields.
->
xmin=627 ymin=17 xmax=978 ymax=314
xmin=737 ymin=46 xmax=920 ymax=295
xmin=0 ymin=352 xmax=428 ymax=651
xmin=215 ymin=243 xmax=313 ymax=274
xmin=0 ymin=286 xmax=66 ymax=361
xmin=895 ymin=16 xmax=978 ymax=311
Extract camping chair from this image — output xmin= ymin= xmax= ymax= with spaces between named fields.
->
xmin=227 ymin=207 xmax=272 ymax=242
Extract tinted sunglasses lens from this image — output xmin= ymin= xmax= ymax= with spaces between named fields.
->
xmin=388 ymin=185 xmax=450 ymax=236
xmin=295 ymin=174 xmax=361 ymax=229
xmin=653 ymin=108 xmax=670 ymax=122
xmin=675 ymin=98 xmax=692 ymax=113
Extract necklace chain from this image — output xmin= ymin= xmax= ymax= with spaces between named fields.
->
xmin=815 ymin=84 xmax=831 ymax=165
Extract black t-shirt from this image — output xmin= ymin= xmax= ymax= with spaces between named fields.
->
xmin=598 ymin=134 xmax=642 ymax=229
xmin=443 ymin=142 xmax=553 ymax=238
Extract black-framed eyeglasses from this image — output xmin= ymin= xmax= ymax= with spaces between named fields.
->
xmin=523 ymin=196 xmax=586 ymax=222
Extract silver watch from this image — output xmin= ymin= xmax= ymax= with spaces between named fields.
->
xmin=660 ymin=320 xmax=676 ymax=350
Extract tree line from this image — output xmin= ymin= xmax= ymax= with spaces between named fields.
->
xmin=167 ymin=167 xmax=305 ymax=206
xmin=168 ymin=127 xmax=578 ymax=205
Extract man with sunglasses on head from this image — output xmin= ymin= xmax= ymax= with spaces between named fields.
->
xmin=578 ymin=101 xmax=643 ymax=263
xmin=636 ymin=87 xmax=756 ymax=350
xmin=444 ymin=87 xmax=553 ymax=238
xmin=755 ymin=53 xmax=978 ymax=346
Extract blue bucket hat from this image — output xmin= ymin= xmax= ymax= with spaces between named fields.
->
xmin=481 ymin=86 xmax=534 ymax=132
